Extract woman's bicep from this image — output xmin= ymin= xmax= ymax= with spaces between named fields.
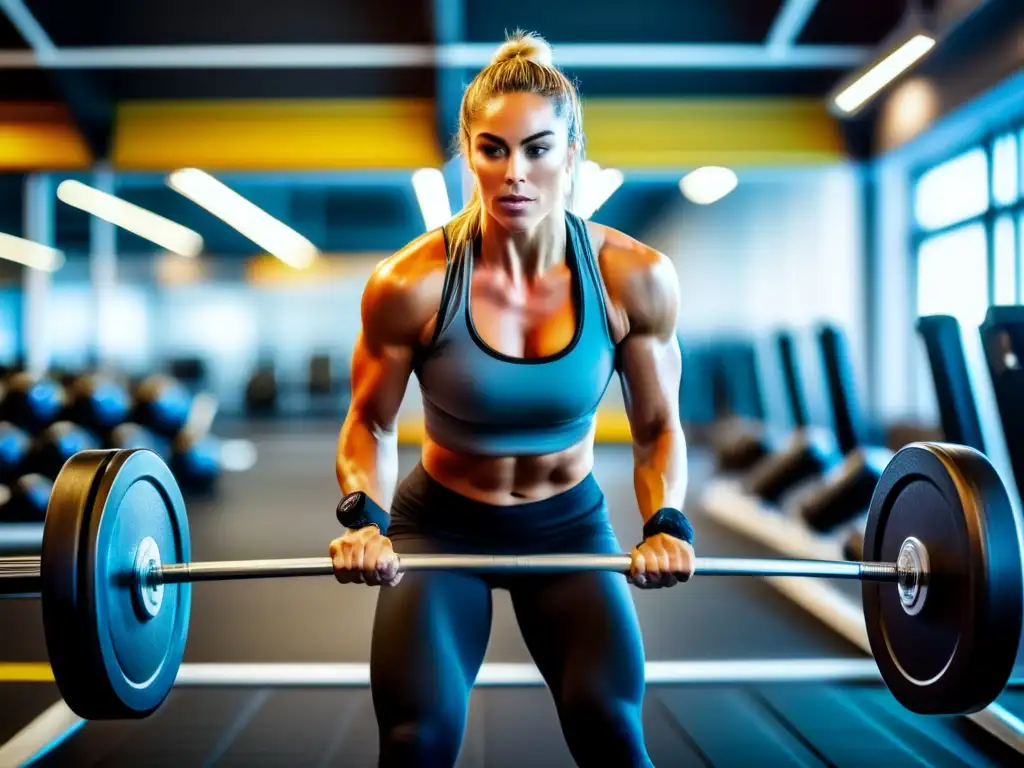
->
xmin=618 ymin=331 xmax=682 ymax=446
xmin=347 ymin=327 xmax=415 ymax=435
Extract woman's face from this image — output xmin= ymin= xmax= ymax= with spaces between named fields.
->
xmin=468 ymin=91 xmax=573 ymax=232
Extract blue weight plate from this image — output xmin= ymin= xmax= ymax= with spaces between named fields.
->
xmin=862 ymin=442 xmax=1023 ymax=715
xmin=42 ymin=448 xmax=191 ymax=719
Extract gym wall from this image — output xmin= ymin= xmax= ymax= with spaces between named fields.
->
xmin=40 ymin=259 xmax=375 ymax=416
xmin=641 ymin=163 xmax=866 ymax=433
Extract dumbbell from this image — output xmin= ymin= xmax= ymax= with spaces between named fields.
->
xmin=169 ymin=393 xmax=222 ymax=494
xmin=244 ymin=365 xmax=277 ymax=415
xmin=0 ymin=474 xmax=53 ymax=523
xmin=65 ymin=374 xmax=132 ymax=435
xmin=30 ymin=421 xmax=101 ymax=480
xmin=785 ymin=325 xmax=888 ymax=532
xmin=171 ymin=433 xmax=222 ymax=494
xmin=719 ymin=330 xmax=816 ymax=476
xmin=131 ymin=375 xmax=192 ymax=437
xmin=789 ymin=446 xmax=893 ymax=532
xmin=0 ymin=372 xmax=66 ymax=434
xmin=0 ymin=421 xmax=31 ymax=482
xmin=129 ymin=375 xmax=224 ymax=491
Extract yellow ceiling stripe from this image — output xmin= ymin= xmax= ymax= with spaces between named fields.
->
xmin=0 ymin=103 xmax=91 ymax=170
xmin=582 ymin=98 xmax=845 ymax=168
xmin=107 ymin=96 xmax=842 ymax=172
xmin=112 ymin=99 xmax=444 ymax=171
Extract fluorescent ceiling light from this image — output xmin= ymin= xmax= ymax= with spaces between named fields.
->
xmin=0 ymin=232 xmax=63 ymax=271
xmin=575 ymin=160 xmax=624 ymax=220
xmin=56 ymin=180 xmax=203 ymax=257
xmin=411 ymin=168 xmax=452 ymax=231
xmin=680 ymin=167 xmax=738 ymax=205
xmin=832 ymin=33 xmax=936 ymax=115
xmin=167 ymin=168 xmax=318 ymax=269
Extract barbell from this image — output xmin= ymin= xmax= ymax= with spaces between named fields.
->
xmin=0 ymin=442 xmax=1021 ymax=722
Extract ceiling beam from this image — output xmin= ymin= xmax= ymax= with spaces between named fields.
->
xmin=0 ymin=0 xmax=54 ymax=56
xmin=0 ymin=43 xmax=870 ymax=70
xmin=766 ymin=0 xmax=821 ymax=55
xmin=0 ymin=0 xmax=114 ymax=159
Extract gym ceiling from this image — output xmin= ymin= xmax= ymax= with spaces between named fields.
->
xmin=0 ymin=0 xmax=964 ymax=258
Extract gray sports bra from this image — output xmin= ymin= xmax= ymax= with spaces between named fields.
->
xmin=413 ymin=212 xmax=618 ymax=456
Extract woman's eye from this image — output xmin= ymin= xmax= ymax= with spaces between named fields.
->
xmin=481 ymin=145 xmax=504 ymax=158
xmin=526 ymin=145 xmax=549 ymax=157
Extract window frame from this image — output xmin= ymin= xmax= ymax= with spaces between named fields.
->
xmin=910 ymin=121 xmax=1024 ymax=314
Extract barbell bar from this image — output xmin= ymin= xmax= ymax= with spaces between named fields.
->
xmin=0 ymin=551 xmax=903 ymax=585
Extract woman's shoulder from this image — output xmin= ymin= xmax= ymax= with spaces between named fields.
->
xmin=376 ymin=228 xmax=450 ymax=286
xmin=584 ymin=221 xmax=667 ymax=270
xmin=585 ymin=221 xmax=678 ymax=335
xmin=360 ymin=228 xmax=450 ymax=342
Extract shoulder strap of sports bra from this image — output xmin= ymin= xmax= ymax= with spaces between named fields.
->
xmin=566 ymin=211 xmax=618 ymax=354
xmin=426 ymin=224 xmax=470 ymax=348
xmin=565 ymin=211 xmax=605 ymax=305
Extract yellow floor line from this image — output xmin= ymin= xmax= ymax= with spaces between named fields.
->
xmin=0 ymin=662 xmax=54 ymax=683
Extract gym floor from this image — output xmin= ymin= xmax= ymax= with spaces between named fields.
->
xmin=2 ymin=428 xmax=1022 ymax=766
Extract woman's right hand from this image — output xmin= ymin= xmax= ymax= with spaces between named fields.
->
xmin=329 ymin=527 xmax=402 ymax=587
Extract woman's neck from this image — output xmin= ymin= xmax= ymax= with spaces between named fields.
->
xmin=479 ymin=209 xmax=567 ymax=284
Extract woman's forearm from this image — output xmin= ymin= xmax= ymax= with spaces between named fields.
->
xmin=336 ymin=414 xmax=400 ymax=511
xmin=632 ymin=424 xmax=688 ymax=523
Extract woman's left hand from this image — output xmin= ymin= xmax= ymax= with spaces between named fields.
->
xmin=629 ymin=533 xmax=695 ymax=589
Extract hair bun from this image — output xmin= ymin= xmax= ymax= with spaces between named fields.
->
xmin=491 ymin=30 xmax=553 ymax=67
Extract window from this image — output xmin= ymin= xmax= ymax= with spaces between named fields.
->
xmin=1020 ymin=126 xmax=1024 ymax=195
xmin=917 ymin=224 xmax=989 ymax=325
xmin=914 ymin=125 xmax=1024 ymax=324
xmin=1019 ymin=212 xmax=1024 ymax=303
xmin=993 ymin=132 xmax=1019 ymax=207
xmin=914 ymin=147 xmax=989 ymax=231
xmin=994 ymin=215 xmax=1017 ymax=304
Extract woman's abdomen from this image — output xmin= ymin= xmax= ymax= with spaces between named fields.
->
xmin=420 ymin=431 xmax=596 ymax=506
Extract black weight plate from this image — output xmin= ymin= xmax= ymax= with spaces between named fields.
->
xmin=862 ymin=443 xmax=1023 ymax=715
xmin=41 ymin=448 xmax=191 ymax=719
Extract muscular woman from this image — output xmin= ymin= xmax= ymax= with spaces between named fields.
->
xmin=330 ymin=30 xmax=693 ymax=768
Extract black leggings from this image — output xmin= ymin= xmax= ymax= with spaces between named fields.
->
xmin=371 ymin=464 xmax=652 ymax=768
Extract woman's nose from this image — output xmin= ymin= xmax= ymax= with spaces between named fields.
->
xmin=505 ymin=151 xmax=526 ymax=184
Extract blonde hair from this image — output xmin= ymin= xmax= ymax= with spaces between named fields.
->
xmin=445 ymin=30 xmax=585 ymax=259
